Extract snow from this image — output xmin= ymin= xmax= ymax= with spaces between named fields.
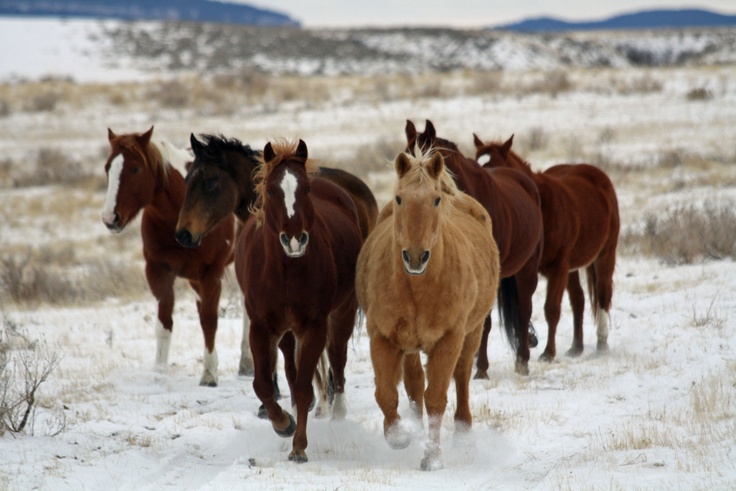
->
xmin=1 ymin=17 xmax=735 ymax=491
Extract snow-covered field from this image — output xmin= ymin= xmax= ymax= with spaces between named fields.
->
xmin=1 ymin=18 xmax=735 ymax=490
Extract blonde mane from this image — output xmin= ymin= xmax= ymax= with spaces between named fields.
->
xmin=250 ymin=139 xmax=319 ymax=226
xmin=112 ymin=134 xmax=174 ymax=181
xmin=396 ymin=144 xmax=459 ymax=201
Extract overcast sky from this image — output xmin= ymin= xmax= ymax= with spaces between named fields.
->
xmin=245 ymin=1 xmax=736 ymax=28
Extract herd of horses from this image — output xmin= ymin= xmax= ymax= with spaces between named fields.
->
xmin=102 ymin=119 xmax=620 ymax=470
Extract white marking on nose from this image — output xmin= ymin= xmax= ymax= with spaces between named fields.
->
xmin=290 ymin=236 xmax=299 ymax=252
xmin=477 ymin=154 xmax=491 ymax=166
xmin=102 ymin=154 xmax=124 ymax=223
xmin=280 ymin=170 xmax=298 ymax=219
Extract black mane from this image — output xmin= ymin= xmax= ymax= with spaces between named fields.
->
xmin=198 ymin=134 xmax=261 ymax=166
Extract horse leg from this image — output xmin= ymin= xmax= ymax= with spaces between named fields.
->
xmin=370 ymin=330 xmax=409 ymax=450
xmin=473 ymin=315 xmax=492 ymax=379
xmin=403 ymin=352 xmax=425 ymax=420
xmin=422 ymin=328 xmax=464 ymax=471
xmin=146 ymin=265 xmax=175 ymax=372
xmin=238 ymin=313 xmax=254 ymax=376
xmin=514 ymin=265 xmax=538 ymax=375
xmin=191 ymin=275 xmax=221 ymax=387
xmin=325 ymin=299 xmax=357 ymax=421
xmin=540 ymin=264 xmax=568 ymax=362
xmin=278 ymin=332 xmax=298 ymax=408
xmin=251 ymin=327 xmax=294 ymax=435
xmin=591 ymin=245 xmax=617 ymax=353
xmin=288 ymin=324 xmax=327 ymax=463
xmin=454 ymin=324 xmax=484 ymax=430
xmin=565 ymin=270 xmax=585 ymax=357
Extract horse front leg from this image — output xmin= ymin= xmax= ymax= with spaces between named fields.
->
xmin=191 ymin=275 xmax=222 ymax=387
xmin=453 ymin=324 xmax=484 ymax=429
xmin=251 ymin=327 xmax=294 ymax=436
xmin=422 ymin=328 xmax=464 ymax=471
xmin=370 ymin=331 xmax=409 ymax=450
xmin=147 ymin=265 xmax=175 ymax=372
xmin=540 ymin=263 xmax=569 ymax=362
xmin=289 ymin=324 xmax=327 ymax=463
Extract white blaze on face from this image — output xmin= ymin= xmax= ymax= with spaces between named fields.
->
xmin=102 ymin=154 xmax=124 ymax=224
xmin=477 ymin=154 xmax=491 ymax=166
xmin=280 ymin=169 xmax=299 ymax=219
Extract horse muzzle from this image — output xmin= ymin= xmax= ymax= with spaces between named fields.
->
xmin=280 ymin=232 xmax=308 ymax=258
xmin=175 ymin=228 xmax=203 ymax=249
xmin=102 ymin=212 xmax=123 ymax=234
xmin=402 ymin=249 xmax=430 ymax=275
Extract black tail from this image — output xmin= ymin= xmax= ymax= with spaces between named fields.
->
xmin=497 ymin=276 xmax=523 ymax=351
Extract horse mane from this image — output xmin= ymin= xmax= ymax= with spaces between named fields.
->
xmin=399 ymin=144 xmax=459 ymax=201
xmin=197 ymin=134 xmax=262 ymax=171
xmin=250 ymin=139 xmax=319 ymax=226
xmin=113 ymin=134 xmax=172 ymax=180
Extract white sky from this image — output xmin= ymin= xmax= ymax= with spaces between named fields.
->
xmin=246 ymin=1 xmax=736 ymax=28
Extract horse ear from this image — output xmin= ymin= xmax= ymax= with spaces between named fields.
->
xmin=424 ymin=119 xmax=436 ymax=139
xmin=395 ymin=152 xmax=412 ymax=178
xmin=138 ymin=126 xmax=154 ymax=147
xmin=427 ymin=152 xmax=444 ymax=179
xmin=405 ymin=120 xmax=417 ymax=143
xmin=296 ymin=139 xmax=308 ymax=162
xmin=473 ymin=133 xmax=484 ymax=149
xmin=501 ymin=134 xmax=514 ymax=154
xmin=263 ymin=142 xmax=275 ymax=163
xmin=108 ymin=128 xmax=117 ymax=142
xmin=190 ymin=133 xmax=205 ymax=157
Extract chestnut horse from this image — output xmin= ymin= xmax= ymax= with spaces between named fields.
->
xmin=473 ymin=134 xmax=620 ymax=360
xmin=405 ymin=120 xmax=543 ymax=376
xmin=236 ymin=139 xmax=363 ymax=463
xmin=175 ymin=134 xmax=378 ymax=377
xmin=102 ymin=127 xmax=234 ymax=386
xmin=357 ymin=148 xmax=499 ymax=471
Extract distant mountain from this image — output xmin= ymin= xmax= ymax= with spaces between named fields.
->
xmin=495 ymin=8 xmax=736 ymax=32
xmin=0 ymin=0 xmax=299 ymax=26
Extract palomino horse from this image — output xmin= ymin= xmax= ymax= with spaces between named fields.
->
xmin=235 ymin=139 xmax=363 ymax=463
xmin=356 ymin=148 xmax=499 ymax=471
xmin=405 ymin=120 xmax=543 ymax=376
xmin=176 ymin=134 xmax=378 ymax=377
xmin=473 ymin=134 xmax=620 ymax=360
xmin=102 ymin=127 xmax=235 ymax=386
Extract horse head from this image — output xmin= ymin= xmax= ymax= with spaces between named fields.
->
xmin=259 ymin=139 xmax=316 ymax=258
xmin=393 ymin=149 xmax=454 ymax=275
xmin=175 ymin=134 xmax=248 ymax=248
xmin=473 ymin=133 xmax=514 ymax=168
xmin=102 ymin=126 xmax=161 ymax=233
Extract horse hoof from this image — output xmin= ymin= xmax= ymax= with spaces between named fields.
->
xmin=288 ymin=451 xmax=308 ymax=463
xmin=238 ymin=368 xmax=254 ymax=377
xmin=539 ymin=352 xmax=554 ymax=363
xmin=473 ymin=370 xmax=489 ymax=380
xmin=274 ymin=413 xmax=296 ymax=438
xmin=597 ymin=341 xmax=609 ymax=352
xmin=257 ymin=404 xmax=268 ymax=420
xmin=420 ymin=456 xmax=443 ymax=471
xmin=199 ymin=380 xmax=217 ymax=388
xmin=385 ymin=423 xmax=411 ymax=450
xmin=514 ymin=361 xmax=529 ymax=376
xmin=565 ymin=346 xmax=583 ymax=358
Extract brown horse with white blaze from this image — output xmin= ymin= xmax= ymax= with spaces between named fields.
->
xmin=236 ymin=139 xmax=363 ymax=463
xmin=357 ymin=148 xmax=500 ymax=471
xmin=473 ymin=134 xmax=620 ymax=360
xmin=102 ymin=127 xmax=234 ymax=386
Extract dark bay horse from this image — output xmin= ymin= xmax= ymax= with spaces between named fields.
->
xmin=473 ymin=134 xmax=620 ymax=360
xmin=175 ymin=134 xmax=378 ymax=377
xmin=357 ymin=148 xmax=499 ymax=470
xmin=102 ymin=127 xmax=235 ymax=386
xmin=235 ymin=139 xmax=363 ymax=463
xmin=406 ymin=120 xmax=543 ymax=376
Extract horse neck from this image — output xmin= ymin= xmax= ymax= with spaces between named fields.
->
xmin=441 ymin=149 xmax=485 ymax=194
xmin=146 ymin=162 xmax=185 ymax=229
xmin=506 ymin=151 xmax=535 ymax=177
xmin=231 ymin=153 xmax=261 ymax=223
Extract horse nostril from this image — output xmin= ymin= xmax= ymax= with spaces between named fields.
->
xmin=299 ymin=232 xmax=309 ymax=247
xmin=402 ymin=250 xmax=410 ymax=263
xmin=280 ymin=233 xmax=289 ymax=248
xmin=175 ymin=229 xmax=193 ymax=247
xmin=421 ymin=251 xmax=430 ymax=265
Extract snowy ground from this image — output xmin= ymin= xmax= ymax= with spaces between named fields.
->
xmin=1 ymin=18 xmax=735 ymax=491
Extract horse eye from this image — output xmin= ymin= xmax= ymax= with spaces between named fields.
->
xmin=395 ymin=196 xmax=402 ymax=205
xmin=267 ymin=190 xmax=273 ymax=198
xmin=434 ymin=197 xmax=441 ymax=207
xmin=204 ymin=178 xmax=218 ymax=192
xmin=131 ymin=166 xmax=140 ymax=174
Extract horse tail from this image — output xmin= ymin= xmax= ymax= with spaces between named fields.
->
xmin=586 ymin=266 xmax=600 ymax=321
xmin=497 ymin=275 xmax=522 ymax=351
